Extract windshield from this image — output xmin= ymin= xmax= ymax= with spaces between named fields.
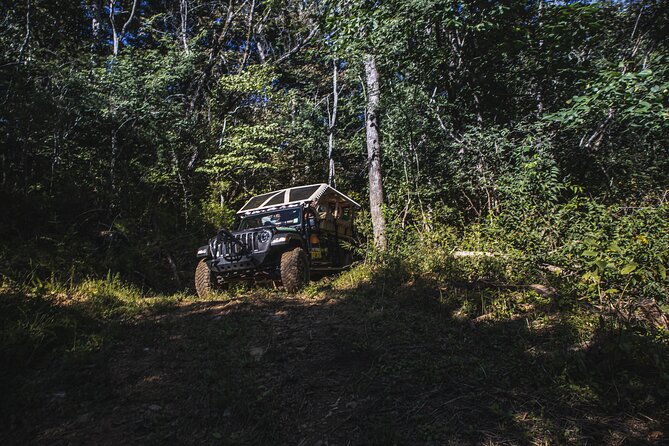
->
xmin=238 ymin=208 xmax=301 ymax=230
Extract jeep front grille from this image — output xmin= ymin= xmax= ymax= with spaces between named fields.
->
xmin=215 ymin=231 xmax=260 ymax=261
xmin=236 ymin=232 xmax=259 ymax=252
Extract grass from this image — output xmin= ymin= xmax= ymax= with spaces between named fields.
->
xmin=1 ymin=275 xmax=179 ymax=354
xmin=1 ymin=263 xmax=667 ymax=445
xmin=0 ymin=275 xmax=181 ymax=430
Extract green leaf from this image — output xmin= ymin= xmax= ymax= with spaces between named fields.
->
xmin=582 ymin=270 xmax=600 ymax=283
xmin=584 ymin=237 xmax=597 ymax=247
xmin=608 ymin=242 xmax=622 ymax=253
xmin=620 ymin=262 xmax=638 ymax=275
xmin=658 ymin=264 xmax=667 ymax=280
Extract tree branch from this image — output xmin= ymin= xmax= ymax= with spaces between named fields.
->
xmin=121 ymin=0 xmax=138 ymax=36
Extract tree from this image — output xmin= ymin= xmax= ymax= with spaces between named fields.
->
xmin=364 ymin=54 xmax=387 ymax=249
xmin=327 ymin=59 xmax=339 ymax=187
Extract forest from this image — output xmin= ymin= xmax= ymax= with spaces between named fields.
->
xmin=1 ymin=0 xmax=668 ymax=444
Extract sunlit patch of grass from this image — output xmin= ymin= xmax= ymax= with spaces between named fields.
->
xmin=165 ymin=290 xmax=191 ymax=303
xmin=556 ymin=382 xmax=600 ymax=405
xmin=196 ymin=288 xmax=236 ymax=302
xmin=331 ymin=263 xmax=375 ymax=291
xmin=565 ymin=310 xmax=599 ymax=343
xmin=301 ymin=280 xmax=330 ymax=298
xmin=1 ymin=275 xmax=179 ymax=363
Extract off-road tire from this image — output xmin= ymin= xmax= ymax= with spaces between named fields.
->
xmin=195 ymin=259 xmax=215 ymax=298
xmin=280 ymin=247 xmax=309 ymax=293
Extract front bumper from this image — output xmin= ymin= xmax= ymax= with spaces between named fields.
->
xmin=207 ymin=255 xmax=280 ymax=282
xmin=208 ymin=255 xmax=259 ymax=273
xmin=206 ymin=229 xmax=274 ymax=276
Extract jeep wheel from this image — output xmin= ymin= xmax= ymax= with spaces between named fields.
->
xmin=280 ymin=247 xmax=310 ymax=293
xmin=195 ymin=259 xmax=215 ymax=297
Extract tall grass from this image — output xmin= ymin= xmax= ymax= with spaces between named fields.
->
xmin=0 ymin=274 xmax=181 ymax=369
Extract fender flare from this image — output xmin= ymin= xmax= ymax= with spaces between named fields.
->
xmin=196 ymin=245 xmax=211 ymax=259
xmin=270 ymin=232 xmax=305 ymax=249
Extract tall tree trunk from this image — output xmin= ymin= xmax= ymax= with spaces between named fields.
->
xmin=180 ymin=0 xmax=190 ymax=54
xmin=108 ymin=0 xmax=119 ymax=56
xmin=89 ymin=0 xmax=102 ymax=40
xmin=18 ymin=0 xmax=31 ymax=62
xmin=364 ymin=54 xmax=386 ymax=250
xmin=109 ymin=0 xmax=139 ymax=56
xmin=327 ymin=60 xmax=338 ymax=187
xmin=535 ymin=0 xmax=544 ymax=117
xmin=238 ymin=0 xmax=256 ymax=73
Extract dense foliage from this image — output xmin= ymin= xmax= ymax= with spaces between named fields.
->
xmin=1 ymin=0 xmax=667 ymax=321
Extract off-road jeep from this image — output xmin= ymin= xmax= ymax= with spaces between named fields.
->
xmin=194 ymin=184 xmax=360 ymax=297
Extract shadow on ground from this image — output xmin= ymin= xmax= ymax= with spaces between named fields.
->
xmin=1 ymin=272 xmax=667 ymax=445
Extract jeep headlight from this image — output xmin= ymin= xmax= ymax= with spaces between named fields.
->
xmin=258 ymin=230 xmax=271 ymax=244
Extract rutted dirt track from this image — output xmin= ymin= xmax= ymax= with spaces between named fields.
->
xmin=15 ymin=293 xmax=399 ymax=445
xmin=4 ymin=288 xmax=667 ymax=445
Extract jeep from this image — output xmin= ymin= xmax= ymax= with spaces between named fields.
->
xmin=194 ymin=184 xmax=359 ymax=297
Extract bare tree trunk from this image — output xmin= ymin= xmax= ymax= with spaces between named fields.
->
xmin=121 ymin=0 xmax=139 ymax=37
xmin=165 ymin=250 xmax=183 ymax=289
xmin=473 ymin=92 xmax=483 ymax=126
xmin=18 ymin=0 xmax=31 ymax=62
xmin=238 ymin=0 xmax=256 ymax=72
xmin=180 ymin=0 xmax=190 ymax=54
xmin=89 ymin=0 xmax=103 ymax=49
xmin=364 ymin=54 xmax=386 ymax=250
xmin=85 ymin=0 xmax=104 ymax=61
xmin=108 ymin=0 xmax=139 ymax=56
xmin=327 ymin=60 xmax=338 ymax=187
xmin=535 ymin=0 xmax=544 ymax=117
xmin=256 ymin=25 xmax=267 ymax=63
xmin=108 ymin=0 xmax=119 ymax=56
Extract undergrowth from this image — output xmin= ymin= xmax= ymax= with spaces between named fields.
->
xmin=0 ymin=275 xmax=183 ymax=424
xmin=346 ymin=193 xmax=669 ymax=409
xmin=356 ymin=193 xmax=669 ymax=335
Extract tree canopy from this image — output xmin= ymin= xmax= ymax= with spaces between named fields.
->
xmin=1 ymin=0 xmax=667 ymax=288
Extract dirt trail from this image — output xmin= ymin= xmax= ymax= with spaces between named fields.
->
xmin=13 ymin=293 xmax=385 ymax=445
xmin=5 ymin=288 xmax=666 ymax=445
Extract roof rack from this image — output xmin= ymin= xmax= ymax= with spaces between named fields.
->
xmin=237 ymin=184 xmax=361 ymax=215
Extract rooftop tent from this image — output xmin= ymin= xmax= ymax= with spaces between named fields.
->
xmin=237 ymin=184 xmax=361 ymax=215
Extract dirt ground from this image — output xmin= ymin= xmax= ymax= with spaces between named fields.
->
xmin=2 ymin=282 xmax=667 ymax=445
